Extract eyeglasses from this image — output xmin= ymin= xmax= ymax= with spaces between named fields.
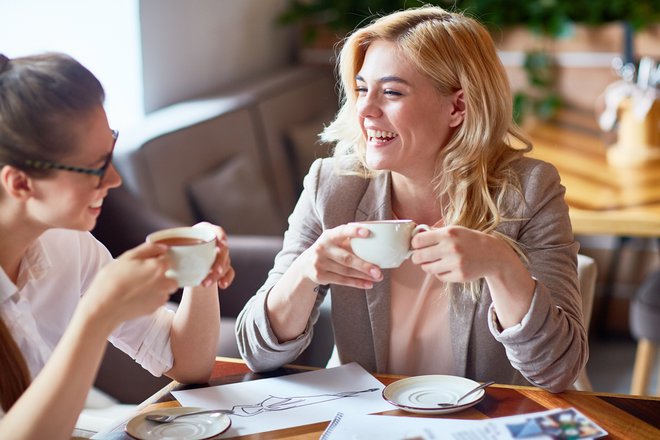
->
xmin=24 ymin=129 xmax=118 ymax=188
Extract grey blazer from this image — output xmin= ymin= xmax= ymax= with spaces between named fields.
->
xmin=236 ymin=157 xmax=587 ymax=392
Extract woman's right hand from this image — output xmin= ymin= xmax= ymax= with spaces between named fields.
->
xmin=266 ymin=224 xmax=383 ymax=343
xmin=79 ymin=242 xmax=179 ymax=332
xmin=298 ymin=224 xmax=382 ymax=289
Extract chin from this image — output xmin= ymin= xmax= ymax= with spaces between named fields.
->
xmin=365 ymin=156 xmax=390 ymax=171
xmin=85 ymin=219 xmax=98 ymax=232
xmin=75 ymin=216 xmax=98 ymax=232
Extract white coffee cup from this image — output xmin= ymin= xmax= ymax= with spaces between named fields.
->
xmin=146 ymin=226 xmax=216 ymax=287
xmin=349 ymin=220 xmax=430 ymax=269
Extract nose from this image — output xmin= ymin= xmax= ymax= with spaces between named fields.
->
xmin=356 ymin=93 xmax=382 ymax=119
xmin=102 ymin=163 xmax=122 ymax=189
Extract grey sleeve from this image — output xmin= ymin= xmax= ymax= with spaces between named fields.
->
xmin=489 ymin=160 xmax=587 ymax=392
xmin=236 ymin=159 xmax=328 ymax=372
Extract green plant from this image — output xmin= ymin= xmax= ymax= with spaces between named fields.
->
xmin=279 ymin=0 xmax=660 ymax=122
xmin=454 ymin=1 xmax=659 ymax=122
xmin=278 ymin=1 xmax=408 ymax=42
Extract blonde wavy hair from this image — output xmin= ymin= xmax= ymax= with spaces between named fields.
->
xmin=321 ymin=6 xmax=532 ymax=298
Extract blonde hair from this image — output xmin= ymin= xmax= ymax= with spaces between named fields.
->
xmin=322 ymin=6 xmax=532 ymax=298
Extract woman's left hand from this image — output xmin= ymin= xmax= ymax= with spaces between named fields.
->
xmin=410 ymin=225 xmax=508 ymax=282
xmin=194 ymin=222 xmax=235 ymax=289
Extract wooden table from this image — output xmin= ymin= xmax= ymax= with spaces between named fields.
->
xmin=101 ymin=357 xmax=660 ymax=439
xmin=526 ymin=109 xmax=660 ymax=238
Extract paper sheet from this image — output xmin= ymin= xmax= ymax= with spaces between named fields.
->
xmin=172 ymin=362 xmax=393 ymax=437
xmin=320 ymin=408 xmax=608 ymax=440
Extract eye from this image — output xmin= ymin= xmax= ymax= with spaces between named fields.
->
xmin=355 ymin=86 xmax=367 ymax=94
xmin=384 ymin=89 xmax=402 ymax=96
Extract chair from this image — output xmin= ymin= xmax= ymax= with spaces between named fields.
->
xmin=629 ymin=270 xmax=660 ymax=396
xmin=573 ymin=254 xmax=598 ymax=391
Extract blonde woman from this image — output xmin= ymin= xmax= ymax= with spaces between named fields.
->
xmin=237 ymin=6 xmax=586 ymax=392
xmin=0 ymin=53 xmax=234 ymax=438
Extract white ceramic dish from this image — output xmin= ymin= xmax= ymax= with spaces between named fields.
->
xmin=126 ymin=406 xmax=231 ymax=440
xmin=382 ymin=375 xmax=486 ymax=415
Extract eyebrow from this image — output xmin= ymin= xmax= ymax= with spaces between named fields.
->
xmin=90 ymin=142 xmax=115 ymax=166
xmin=96 ymin=152 xmax=112 ymax=165
xmin=355 ymin=74 xmax=411 ymax=86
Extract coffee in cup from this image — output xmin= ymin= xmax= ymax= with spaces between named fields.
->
xmin=350 ymin=220 xmax=430 ymax=269
xmin=146 ymin=226 xmax=216 ymax=287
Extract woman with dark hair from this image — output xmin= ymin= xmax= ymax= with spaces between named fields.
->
xmin=0 ymin=53 xmax=234 ymax=438
xmin=237 ymin=6 xmax=586 ymax=393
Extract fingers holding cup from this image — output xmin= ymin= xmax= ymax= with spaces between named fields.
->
xmin=193 ymin=222 xmax=234 ymax=289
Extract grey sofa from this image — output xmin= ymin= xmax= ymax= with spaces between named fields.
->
xmin=91 ymin=65 xmax=337 ymax=403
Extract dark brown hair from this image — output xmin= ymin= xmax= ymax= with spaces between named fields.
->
xmin=0 ymin=319 xmax=30 ymax=412
xmin=0 ymin=52 xmax=104 ymax=411
xmin=0 ymin=52 xmax=105 ymax=174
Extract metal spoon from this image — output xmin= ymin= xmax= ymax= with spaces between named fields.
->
xmin=437 ymin=381 xmax=495 ymax=407
xmin=146 ymin=408 xmax=233 ymax=423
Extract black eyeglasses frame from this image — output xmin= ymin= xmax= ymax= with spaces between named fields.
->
xmin=23 ymin=129 xmax=118 ymax=188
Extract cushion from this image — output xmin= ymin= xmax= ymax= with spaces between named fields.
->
xmin=187 ymin=156 xmax=285 ymax=235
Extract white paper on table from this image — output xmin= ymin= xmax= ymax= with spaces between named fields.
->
xmin=172 ymin=362 xmax=393 ymax=437
xmin=320 ymin=407 xmax=608 ymax=440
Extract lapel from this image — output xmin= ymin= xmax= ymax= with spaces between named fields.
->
xmin=354 ymin=172 xmax=393 ymax=372
xmin=449 ymin=284 xmax=479 ymax=377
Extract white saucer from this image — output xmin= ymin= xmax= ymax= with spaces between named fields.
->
xmin=382 ymin=375 xmax=486 ymax=415
xmin=126 ymin=407 xmax=231 ymax=440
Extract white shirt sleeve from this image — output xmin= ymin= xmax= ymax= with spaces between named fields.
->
xmin=78 ymin=232 xmax=175 ymax=376
xmin=107 ymin=307 xmax=175 ymax=376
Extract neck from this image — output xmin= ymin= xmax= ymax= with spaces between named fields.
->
xmin=0 ymin=201 xmax=44 ymax=284
xmin=390 ymin=172 xmax=443 ymax=226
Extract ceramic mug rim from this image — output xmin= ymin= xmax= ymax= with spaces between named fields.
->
xmin=349 ymin=219 xmax=414 ymax=225
xmin=146 ymin=226 xmax=216 ymax=247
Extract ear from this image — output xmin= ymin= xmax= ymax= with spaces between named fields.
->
xmin=448 ymin=89 xmax=466 ymax=128
xmin=1 ymin=165 xmax=34 ymax=200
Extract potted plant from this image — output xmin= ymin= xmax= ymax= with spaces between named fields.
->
xmin=278 ymin=0 xmax=660 ymax=123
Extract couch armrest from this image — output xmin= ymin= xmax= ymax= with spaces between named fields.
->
xmin=95 ymin=342 xmax=173 ymax=404
xmin=221 ymin=235 xmax=282 ymax=318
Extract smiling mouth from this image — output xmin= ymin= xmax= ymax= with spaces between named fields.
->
xmin=90 ymin=199 xmax=103 ymax=209
xmin=366 ymin=129 xmax=398 ymax=143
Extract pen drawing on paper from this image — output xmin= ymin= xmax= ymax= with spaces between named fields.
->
xmin=222 ymin=388 xmax=380 ymax=417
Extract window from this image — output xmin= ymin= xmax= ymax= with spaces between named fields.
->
xmin=0 ymin=0 xmax=144 ymax=130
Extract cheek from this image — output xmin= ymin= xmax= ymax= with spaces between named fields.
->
xmin=48 ymin=187 xmax=91 ymax=216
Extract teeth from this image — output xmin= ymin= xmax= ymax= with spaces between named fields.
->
xmin=366 ymin=129 xmax=398 ymax=140
xmin=90 ymin=200 xmax=103 ymax=209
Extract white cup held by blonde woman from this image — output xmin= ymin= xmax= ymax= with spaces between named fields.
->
xmin=349 ymin=220 xmax=430 ymax=269
xmin=146 ymin=226 xmax=216 ymax=287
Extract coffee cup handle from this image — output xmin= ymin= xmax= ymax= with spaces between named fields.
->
xmin=412 ymin=224 xmax=431 ymax=235
xmin=405 ymin=224 xmax=431 ymax=259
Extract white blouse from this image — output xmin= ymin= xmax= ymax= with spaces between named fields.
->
xmin=0 ymin=229 xmax=174 ymax=417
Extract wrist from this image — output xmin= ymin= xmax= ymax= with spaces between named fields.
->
xmin=292 ymin=252 xmax=321 ymax=295
xmin=485 ymin=236 xmax=521 ymax=281
xmin=74 ymin=295 xmax=118 ymax=339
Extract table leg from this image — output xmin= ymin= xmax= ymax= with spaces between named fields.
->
xmin=631 ymin=338 xmax=657 ymax=395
